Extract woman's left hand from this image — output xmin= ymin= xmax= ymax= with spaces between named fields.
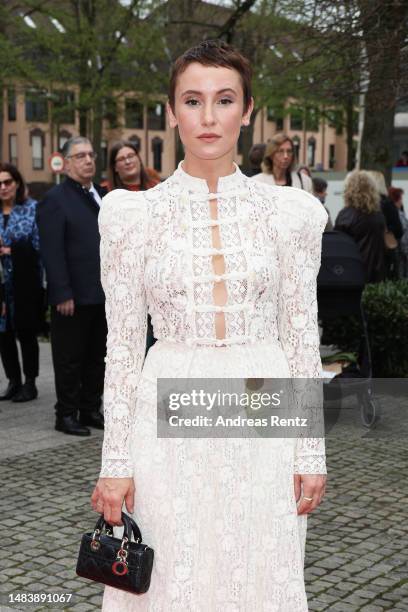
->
xmin=0 ymin=246 xmax=11 ymax=255
xmin=294 ymin=473 xmax=327 ymax=515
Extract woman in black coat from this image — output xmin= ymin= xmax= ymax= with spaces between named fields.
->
xmin=335 ymin=170 xmax=386 ymax=283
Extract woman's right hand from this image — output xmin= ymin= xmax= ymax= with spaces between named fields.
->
xmin=91 ymin=477 xmax=135 ymax=525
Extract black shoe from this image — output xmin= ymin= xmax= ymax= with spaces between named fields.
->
xmin=79 ymin=410 xmax=104 ymax=429
xmin=0 ymin=380 xmax=22 ymax=401
xmin=55 ymin=415 xmax=91 ymax=437
xmin=12 ymin=379 xmax=38 ymax=403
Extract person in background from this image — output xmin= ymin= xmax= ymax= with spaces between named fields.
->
xmin=389 ymin=187 xmax=408 ymax=278
xmin=312 ymin=177 xmax=333 ymax=231
xmin=368 ymin=171 xmax=403 ymax=279
xmin=108 ymin=140 xmax=161 ymax=191
xmin=108 ymin=139 xmax=159 ymax=354
xmin=251 ymin=133 xmax=313 ymax=192
xmin=335 ymin=170 xmax=386 ymax=283
xmin=0 ymin=163 xmax=44 ymax=402
xmin=245 ymin=143 xmax=266 ymax=177
xmin=396 ymin=151 xmax=408 ymax=167
xmin=37 ymin=137 xmax=107 ymax=437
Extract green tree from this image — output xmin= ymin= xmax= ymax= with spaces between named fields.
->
xmin=1 ymin=0 xmax=167 ymax=180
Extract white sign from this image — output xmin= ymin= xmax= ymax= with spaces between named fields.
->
xmin=49 ymin=152 xmax=65 ymax=174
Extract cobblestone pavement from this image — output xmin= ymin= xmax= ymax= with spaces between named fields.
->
xmin=0 ymin=343 xmax=407 ymax=612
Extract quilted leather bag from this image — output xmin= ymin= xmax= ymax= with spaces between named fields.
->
xmin=76 ymin=512 xmax=154 ymax=594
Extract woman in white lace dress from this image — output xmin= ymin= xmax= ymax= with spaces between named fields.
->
xmin=91 ymin=40 xmax=327 ymax=611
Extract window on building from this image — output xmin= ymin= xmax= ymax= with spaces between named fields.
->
xmin=292 ymin=135 xmax=301 ymax=162
xmin=103 ymin=98 xmax=118 ymax=128
xmin=9 ymin=134 xmax=17 ymax=165
xmin=58 ymin=130 xmax=72 ymax=152
xmin=30 ymin=129 xmax=44 ymax=170
xmin=151 ymin=137 xmax=163 ymax=172
xmin=267 ymin=107 xmax=275 ymax=121
xmin=125 ymin=99 xmax=144 ymax=129
xmin=268 ymin=105 xmax=285 ymax=130
xmin=8 ymin=89 xmax=16 ymax=121
xmin=307 ymin=136 xmax=316 ymax=167
xmin=305 ymin=107 xmax=319 ymax=132
xmin=129 ymin=134 xmax=141 ymax=152
xmin=25 ymin=89 xmax=48 ymax=122
xmin=329 ymin=144 xmax=335 ymax=169
xmin=55 ymin=90 xmax=75 ymax=124
xmin=290 ymin=108 xmax=303 ymax=131
xmin=328 ymin=109 xmax=344 ymax=135
xmin=147 ymin=102 xmax=166 ymax=130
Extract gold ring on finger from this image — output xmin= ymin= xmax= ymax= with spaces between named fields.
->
xmin=302 ymin=496 xmax=313 ymax=502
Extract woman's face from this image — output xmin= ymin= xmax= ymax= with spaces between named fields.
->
xmin=167 ymin=62 xmax=253 ymax=163
xmin=272 ymin=140 xmax=294 ymax=172
xmin=114 ymin=146 xmax=141 ymax=183
xmin=0 ymin=171 xmax=18 ymax=203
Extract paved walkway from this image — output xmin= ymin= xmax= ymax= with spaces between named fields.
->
xmin=0 ymin=342 xmax=407 ymax=611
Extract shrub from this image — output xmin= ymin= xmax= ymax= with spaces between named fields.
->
xmin=320 ymin=280 xmax=408 ymax=377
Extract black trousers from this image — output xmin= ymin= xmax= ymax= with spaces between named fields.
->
xmin=0 ymin=329 xmax=39 ymax=382
xmin=50 ymin=304 xmax=107 ymax=419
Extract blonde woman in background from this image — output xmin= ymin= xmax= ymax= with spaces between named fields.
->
xmin=334 ymin=170 xmax=386 ymax=283
xmin=251 ymin=133 xmax=313 ymax=192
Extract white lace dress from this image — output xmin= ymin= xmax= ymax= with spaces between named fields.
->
xmin=99 ymin=163 xmax=327 ymax=612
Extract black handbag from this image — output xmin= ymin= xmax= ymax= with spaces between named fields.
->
xmin=76 ymin=512 xmax=154 ymax=594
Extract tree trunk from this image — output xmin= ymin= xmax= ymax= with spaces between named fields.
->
xmin=345 ymin=97 xmax=355 ymax=171
xmin=92 ymin=101 xmax=103 ymax=183
xmin=358 ymin=0 xmax=408 ymax=185
xmin=240 ymin=108 xmax=259 ymax=172
xmin=79 ymin=107 xmax=88 ymax=137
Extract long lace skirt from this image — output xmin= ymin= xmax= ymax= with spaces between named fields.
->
xmin=102 ymin=340 xmax=309 ymax=612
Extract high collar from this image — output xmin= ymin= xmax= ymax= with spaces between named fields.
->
xmin=174 ymin=161 xmax=245 ymax=194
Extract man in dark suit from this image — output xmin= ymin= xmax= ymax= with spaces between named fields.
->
xmin=37 ymin=137 xmax=107 ymax=436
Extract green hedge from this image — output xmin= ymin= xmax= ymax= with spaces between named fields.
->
xmin=321 ymin=280 xmax=408 ymax=377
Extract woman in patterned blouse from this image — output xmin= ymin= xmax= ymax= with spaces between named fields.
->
xmin=0 ymin=163 xmax=44 ymax=402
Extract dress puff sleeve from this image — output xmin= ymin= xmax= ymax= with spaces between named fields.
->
xmin=98 ymin=189 xmax=148 ymax=478
xmin=276 ymin=188 xmax=328 ymax=475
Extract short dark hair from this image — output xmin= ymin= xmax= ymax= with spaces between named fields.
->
xmin=0 ymin=162 xmax=26 ymax=205
xmin=169 ymin=40 xmax=252 ymax=113
xmin=108 ymin=140 xmax=150 ymax=190
xmin=249 ymin=143 xmax=266 ymax=169
xmin=312 ymin=177 xmax=328 ymax=193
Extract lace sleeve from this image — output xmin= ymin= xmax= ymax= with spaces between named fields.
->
xmin=99 ymin=189 xmax=147 ymax=478
xmin=276 ymin=189 xmax=328 ymax=475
